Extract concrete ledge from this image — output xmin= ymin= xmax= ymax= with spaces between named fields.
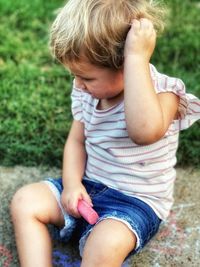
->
xmin=0 ymin=166 xmax=199 ymax=267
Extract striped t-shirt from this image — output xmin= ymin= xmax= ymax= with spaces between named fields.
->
xmin=71 ymin=64 xmax=200 ymax=220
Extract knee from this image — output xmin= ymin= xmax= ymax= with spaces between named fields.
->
xmin=81 ymin=232 xmax=124 ymax=266
xmin=10 ymin=184 xmax=37 ymax=221
xmin=81 ymin=219 xmax=136 ymax=267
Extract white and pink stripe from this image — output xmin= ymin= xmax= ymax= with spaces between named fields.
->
xmin=71 ymin=64 xmax=200 ymax=220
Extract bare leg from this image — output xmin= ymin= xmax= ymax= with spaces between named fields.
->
xmin=81 ymin=219 xmax=136 ymax=267
xmin=10 ymin=183 xmax=64 ymax=267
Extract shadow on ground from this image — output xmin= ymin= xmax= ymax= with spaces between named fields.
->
xmin=0 ymin=166 xmax=199 ymax=267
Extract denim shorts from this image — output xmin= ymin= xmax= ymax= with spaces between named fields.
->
xmin=43 ymin=177 xmax=161 ymax=257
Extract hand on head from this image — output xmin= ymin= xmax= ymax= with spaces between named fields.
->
xmin=124 ymin=18 xmax=156 ymax=61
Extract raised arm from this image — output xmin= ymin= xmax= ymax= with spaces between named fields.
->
xmin=61 ymin=120 xmax=92 ymax=217
xmin=124 ymin=19 xmax=179 ymax=145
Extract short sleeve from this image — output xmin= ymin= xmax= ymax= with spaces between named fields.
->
xmin=71 ymin=82 xmax=84 ymax=122
xmin=150 ymin=64 xmax=200 ymax=131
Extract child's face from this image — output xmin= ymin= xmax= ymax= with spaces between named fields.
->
xmin=68 ymin=60 xmax=124 ymax=100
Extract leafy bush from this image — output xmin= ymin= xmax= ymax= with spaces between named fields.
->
xmin=152 ymin=0 xmax=200 ymax=167
xmin=0 ymin=0 xmax=199 ymax=167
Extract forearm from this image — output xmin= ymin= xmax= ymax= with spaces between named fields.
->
xmin=61 ymin=120 xmax=92 ymax=217
xmin=123 ymin=19 xmax=167 ymax=144
xmin=62 ymin=121 xmax=86 ymax=189
xmin=124 ymin=56 xmax=164 ymax=144
xmin=62 ymin=138 xmax=86 ymax=188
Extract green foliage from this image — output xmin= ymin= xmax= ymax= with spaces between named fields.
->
xmin=0 ymin=0 xmax=72 ymax=167
xmin=152 ymin=0 xmax=200 ymax=167
xmin=0 ymin=0 xmax=199 ymax=167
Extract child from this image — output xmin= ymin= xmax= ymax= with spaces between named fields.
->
xmin=11 ymin=0 xmax=200 ymax=266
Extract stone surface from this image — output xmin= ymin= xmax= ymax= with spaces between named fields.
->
xmin=0 ymin=166 xmax=199 ymax=267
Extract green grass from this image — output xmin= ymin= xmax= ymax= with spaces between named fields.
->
xmin=0 ymin=0 xmax=199 ymax=167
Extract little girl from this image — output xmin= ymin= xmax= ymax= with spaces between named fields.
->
xmin=11 ymin=0 xmax=200 ymax=266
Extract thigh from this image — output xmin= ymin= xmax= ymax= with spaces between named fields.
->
xmin=81 ymin=219 xmax=136 ymax=267
xmin=11 ymin=182 xmax=64 ymax=227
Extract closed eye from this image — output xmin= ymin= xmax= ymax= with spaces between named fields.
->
xmin=82 ymin=77 xmax=94 ymax=81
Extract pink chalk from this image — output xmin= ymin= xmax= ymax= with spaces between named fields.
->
xmin=77 ymin=200 xmax=99 ymax=225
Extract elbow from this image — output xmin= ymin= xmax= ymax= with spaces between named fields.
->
xmin=127 ymin=125 xmax=165 ymax=145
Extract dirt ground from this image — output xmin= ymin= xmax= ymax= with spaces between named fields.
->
xmin=0 ymin=166 xmax=200 ymax=267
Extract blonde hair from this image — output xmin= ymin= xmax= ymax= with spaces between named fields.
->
xmin=50 ymin=0 xmax=167 ymax=69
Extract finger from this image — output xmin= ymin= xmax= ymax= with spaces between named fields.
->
xmin=69 ymin=205 xmax=81 ymax=218
xmin=131 ymin=19 xmax=140 ymax=30
xmin=140 ymin=18 xmax=153 ymax=30
xmin=71 ymin=198 xmax=82 ymax=217
xmin=152 ymin=27 xmax=157 ymax=37
xmin=81 ymin=192 xmax=93 ymax=207
xmin=62 ymin=197 xmax=79 ymax=217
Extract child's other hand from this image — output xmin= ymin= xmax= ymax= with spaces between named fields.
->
xmin=124 ymin=18 xmax=156 ymax=61
xmin=61 ymin=182 xmax=92 ymax=218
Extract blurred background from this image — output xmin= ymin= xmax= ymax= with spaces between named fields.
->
xmin=0 ymin=0 xmax=199 ymax=168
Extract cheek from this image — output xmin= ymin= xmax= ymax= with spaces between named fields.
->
xmin=87 ymin=81 xmax=103 ymax=92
